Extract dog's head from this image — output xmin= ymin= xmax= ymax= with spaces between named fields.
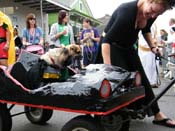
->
xmin=66 ymin=44 xmax=82 ymax=58
xmin=54 ymin=47 xmax=70 ymax=68
xmin=61 ymin=44 xmax=82 ymax=68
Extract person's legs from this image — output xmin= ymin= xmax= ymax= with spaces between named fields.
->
xmin=110 ymin=45 xmax=175 ymax=127
xmin=127 ymin=49 xmax=160 ymax=115
xmin=129 ymin=49 xmax=175 ymax=127
xmin=83 ymin=49 xmax=88 ymax=67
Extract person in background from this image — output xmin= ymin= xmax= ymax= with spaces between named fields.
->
xmin=13 ymin=25 xmax=22 ymax=49
xmin=80 ymin=18 xmax=100 ymax=66
xmin=22 ymin=13 xmax=43 ymax=46
xmin=162 ymin=18 xmax=175 ymax=46
xmin=161 ymin=23 xmax=175 ymax=79
xmin=0 ymin=11 xmax=15 ymax=66
xmin=49 ymin=10 xmax=75 ymax=48
xmin=138 ymin=23 xmax=160 ymax=88
xmin=13 ymin=25 xmax=22 ymax=57
xmin=96 ymin=0 xmax=175 ymax=128
xmin=163 ymin=18 xmax=175 ymax=56
xmin=75 ymin=30 xmax=82 ymax=45
xmin=157 ymin=29 xmax=168 ymax=77
xmin=164 ymin=18 xmax=175 ymax=46
xmin=49 ymin=10 xmax=75 ymax=80
xmin=160 ymin=29 xmax=168 ymax=41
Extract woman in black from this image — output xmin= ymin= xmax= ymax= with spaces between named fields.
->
xmin=14 ymin=26 xmax=22 ymax=49
xmin=97 ymin=0 xmax=175 ymax=128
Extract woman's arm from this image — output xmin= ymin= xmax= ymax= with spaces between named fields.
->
xmin=22 ymin=29 xmax=31 ymax=45
xmin=142 ymin=19 xmax=157 ymax=49
xmin=102 ymin=43 xmax=111 ymax=65
xmin=143 ymin=32 xmax=157 ymax=48
xmin=90 ymin=28 xmax=100 ymax=42
xmin=22 ymin=37 xmax=31 ymax=45
xmin=143 ymin=32 xmax=162 ymax=55
xmin=50 ymin=23 xmax=65 ymax=41
xmin=91 ymin=36 xmax=100 ymax=42
xmin=38 ymin=27 xmax=44 ymax=46
xmin=39 ymin=37 xmax=44 ymax=46
xmin=80 ymin=30 xmax=88 ymax=44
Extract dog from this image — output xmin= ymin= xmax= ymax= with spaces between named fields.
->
xmin=40 ymin=44 xmax=82 ymax=68
xmin=25 ymin=44 xmax=82 ymax=89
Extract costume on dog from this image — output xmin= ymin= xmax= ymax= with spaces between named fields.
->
xmin=25 ymin=44 xmax=81 ymax=90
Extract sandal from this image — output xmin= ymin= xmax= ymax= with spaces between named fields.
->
xmin=153 ymin=118 xmax=175 ymax=128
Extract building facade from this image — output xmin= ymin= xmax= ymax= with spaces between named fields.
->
xmin=0 ymin=0 xmax=101 ymax=43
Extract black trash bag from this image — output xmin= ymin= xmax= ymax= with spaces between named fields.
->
xmin=26 ymin=60 xmax=47 ymax=90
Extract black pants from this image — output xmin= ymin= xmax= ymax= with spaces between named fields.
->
xmin=96 ymin=43 xmax=160 ymax=116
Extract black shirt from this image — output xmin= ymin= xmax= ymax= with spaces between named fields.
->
xmin=14 ymin=36 xmax=23 ymax=49
xmin=102 ymin=0 xmax=155 ymax=48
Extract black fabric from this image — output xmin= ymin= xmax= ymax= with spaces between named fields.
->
xmin=14 ymin=36 xmax=23 ymax=49
xmin=112 ymin=44 xmax=159 ymax=116
xmin=102 ymin=0 xmax=155 ymax=48
xmin=26 ymin=60 xmax=48 ymax=89
xmin=0 ymin=38 xmax=6 ymax=44
xmin=95 ymin=36 xmax=103 ymax=64
xmin=10 ymin=62 xmax=27 ymax=87
xmin=95 ymin=0 xmax=160 ymax=116
xmin=172 ymin=27 xmax=175 ymax=32
xmin=2 ymin=23 xmax=8 ymax=30
xmin=49 ymin=45 xmax=59 ymax=49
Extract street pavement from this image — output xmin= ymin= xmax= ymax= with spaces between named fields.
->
xmin=11 ymin=78 xmax=175 ymax=131
xmin=130 ymin=78 xmax=175 ymax=131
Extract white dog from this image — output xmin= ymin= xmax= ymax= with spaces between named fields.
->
xmin=40 ymin=44 xmax=82 ymax=68
xmin=25 ymin=44 xmax=82 ymax=89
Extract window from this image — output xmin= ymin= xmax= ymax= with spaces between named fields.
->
xmin=79 ymin=1 xmax=83 ymax=11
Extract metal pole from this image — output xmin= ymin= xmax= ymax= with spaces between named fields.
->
xmin=40 ymin=0 xmax=44 ymax=29
xmin=143 ymin=78 xmax=175 ymax=112
xmin=40 ymin=0 xmax=45 ymax=47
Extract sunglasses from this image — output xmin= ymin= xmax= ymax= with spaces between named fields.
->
xmin=29 ymin=18 xmax=36 ymax=20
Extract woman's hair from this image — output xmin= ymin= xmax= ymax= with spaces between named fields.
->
xmin=58 ymin=10 xmax=68 ymax=25
xmin=153 ymin=0 xmax=175 ymax=8
xmin=160 ymin=29 xmax=168 ymax=34
xmin=14 ymin=27 xmax=18 ymax=36
xmin=170 ymin=18 xmax=175 ymax=23
xmin=26 ymin=13 xmax=37 ymax=29
xmin=83 ymin=18 xmax=92 ymax=26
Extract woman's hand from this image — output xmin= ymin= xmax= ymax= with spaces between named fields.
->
xmin=62 ymin=29 xmax=67 ymax=35
xmin=23 ymin=42 xmax=32 ymax=46
xmin=151 ymin=47 xmax=163 ymax=56
xmin=3 ymin=43 xmax=9 ymax=51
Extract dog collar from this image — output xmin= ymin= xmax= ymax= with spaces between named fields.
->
xmin=48 ymin=55 xmax=63 ymax=69
xmin=49 ymin=55 xmax=55 ymax=65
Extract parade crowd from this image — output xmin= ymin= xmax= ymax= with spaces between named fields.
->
xmin=1 ymin=0 xmax=175 ymax=129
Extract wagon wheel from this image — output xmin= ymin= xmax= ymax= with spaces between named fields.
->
xmin=99 ymin=111 xmax=130 ymax=131
xmin=0 ymin=104 xmax=12 ymax=131
xmin=24 ymin=106 xmax=53 ymax=125
xmin=61 ymin=115 xmax=105 ymax=131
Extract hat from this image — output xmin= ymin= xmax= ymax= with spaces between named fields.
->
xmin=170 ymin=26 xmax=175 ymax=32
xmin=13 ymin=25 xmax=18 ymax=29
